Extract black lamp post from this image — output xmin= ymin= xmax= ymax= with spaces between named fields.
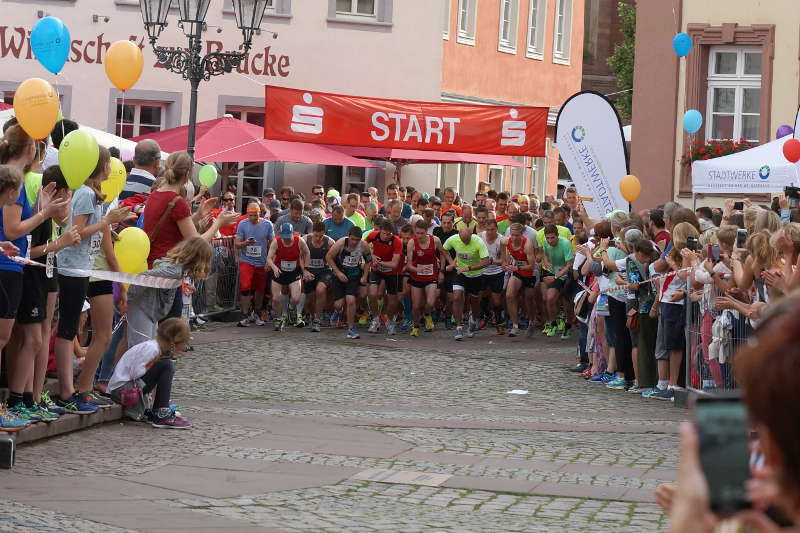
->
xmin=139 ymin=0 xmax=269 ymax=159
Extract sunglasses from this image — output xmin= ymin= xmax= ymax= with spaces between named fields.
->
xmin=313 ymin=191 xmax=324 ymax=196
xmin=223 ymin=198 xmax=235 ymax=202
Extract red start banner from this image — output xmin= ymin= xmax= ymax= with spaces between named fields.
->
xmin=264 ymin=86 xmax=548 ymax=156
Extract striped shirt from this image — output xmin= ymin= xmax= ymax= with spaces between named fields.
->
xmin=119 ymin=168 xmax=155 ymax=201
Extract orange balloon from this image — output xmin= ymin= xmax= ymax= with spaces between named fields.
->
xmin=13 ymin=78 xmax=60 ymax=140
xmin=104 ymin=40 xmax=143 ymax=91
xmin=619 ymin=174 xmax=641 ymax=203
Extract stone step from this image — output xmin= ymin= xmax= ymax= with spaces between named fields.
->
xmin=11 ymin=405 xmax=122 ymax=446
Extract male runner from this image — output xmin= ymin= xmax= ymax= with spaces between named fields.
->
xmin=406 ymin=220 xmax=446 ymax=336
xmin=303 ymin=221 xmax=335 ymax=332
xmin=540 ymin=224 xmax=575 ymax=338
xmin=433 ymin=211 xmax=458 ymax=329
xmin=365 ymin=219 xmax=403 ymax=334
xmin=267 ymin=223 xmax=313 ymax=331
xmin=479 ymin=219 xmax=506 ymax=335
xmin=234 ymin=201 xmax=273 ymax=327
xmin=443 ymin=227 xmax=490 ymax=340
xmin=326 ymin=226 xmax=371 ymax=339
xmin=502 ymin=223 xmax=538 ymax=337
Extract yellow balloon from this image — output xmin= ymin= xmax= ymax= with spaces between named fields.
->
xmin=13 ymin=78 xmax=60 ymax=140
xmin=104 ymin=40 xmax=144 ymax=92
xmin=619 ymin=174 xmax=642 ymax=203
xmin=101 ymin=157 xmax=127 ymax=203
xmin=115 ymin=226 xmax=150 ymax=274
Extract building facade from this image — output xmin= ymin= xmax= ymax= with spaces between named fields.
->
xmin=0 ymin=0 xmax=443 ymax=207
xmin=440 ymin=0 xmax=584 ymax=202
xmin=582 ymin=0 xmax=629 ymax=101
xmin=630 ymin=0 xmax=796 ymax=209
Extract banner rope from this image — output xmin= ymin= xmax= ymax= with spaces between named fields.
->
xmin=11 ymin=256 xmax=181 ymax=289
xmin=578 ymin=266 xmax=695 ymax=295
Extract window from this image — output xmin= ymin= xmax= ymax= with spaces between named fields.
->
xmin=223 ymin=0 xmax=277 ymax=14
xmin=342 ymin=166 xmax=366 ymax=194
xmin=552 ymin=0 xmax=572 ymax=64
xmin=1 ymin=91 xmax=14 ymax=105
xmin=706 ymin=46 xmax=762 ymax=142
xmin=443 ymin=0 xmax=451 ymax=40
xmin=511 ymin=156 xmax=526 ymax=193
xmin=497 ymin=0 xmax=519 ymax=54
xmin=488 ymin=166 xmax=503 ymax=191
xmin=115 ymin=101 xmax=165 ymax=139
xmin=526 ymin=0 xmax=546 ymax=59
xmin=458 ymin=163 xmax=477 ymax=201
xmin=336 ymin=0 xmax=375 ymax=16
xmin=457 ymin=0 xmax=477 ymax=46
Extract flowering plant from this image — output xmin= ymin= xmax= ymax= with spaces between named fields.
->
xmin=680 ymin=138 xmax=756 ymax=167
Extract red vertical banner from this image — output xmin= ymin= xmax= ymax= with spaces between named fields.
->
xmin=264 ymin=86 xmax=547 ymax=156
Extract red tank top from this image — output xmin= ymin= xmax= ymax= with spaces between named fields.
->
xmin=411 ymin=235 xmax=438 ymax=282
xmin=275 ymin=233 xmax=300 ymax=271
xmin=507 ymin=237 xmax=533 ymax=277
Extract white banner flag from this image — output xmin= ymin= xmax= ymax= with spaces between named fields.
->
xmin=555 ymin=91 xmax=628 ymax=219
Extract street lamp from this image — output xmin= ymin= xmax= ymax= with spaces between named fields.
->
xmin=138 ymin=0 xmax=269 ymax=159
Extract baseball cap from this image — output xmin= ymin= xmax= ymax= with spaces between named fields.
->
xmin=269 ymin=199 xmax=281 ymax=211
xmin=326 ymin=189 xmax=340 ymax=199
xmin=279 ymin=222 xmax=293 ymax=239
xmin=263 ymin=187 xmax=275 ymax=196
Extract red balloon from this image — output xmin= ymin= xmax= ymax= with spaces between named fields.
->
xmin=784 ymin=138 xmax=800 ymax=163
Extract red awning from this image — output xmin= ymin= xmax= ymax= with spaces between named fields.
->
xmin=131 ymin=117 xmax=377 ymax=167
xmin=0 ymin=102 xmax=11 ymax=111
xmin=325 ymin=146 xmax=526 ymax=167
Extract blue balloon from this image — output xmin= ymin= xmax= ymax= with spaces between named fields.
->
xmin=31 ymin=17 xmax=71 ymax=75
xmin=683 ymin=110 xmax=703 ymax=134
xmin=672 ymin=32 xmax=692 ymax=57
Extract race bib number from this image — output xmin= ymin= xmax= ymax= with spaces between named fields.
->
xmin=457 ymin=252 xmax=472 ymax=263
xmin=45 ymin=251 xmax=54 ymax=279
xmin=280 ymin=260 xmax=297 ymax=271
xmin=342 ymin=254 xmax=360 ymax=268
xmin=417 ymin=264 xmax=434 ymax=276
xmin=513 ymin=258 xmax=528 ymax=267
xmin=245 ymin=245 xmax=262 ymax=258
xmin=88 ymin=233 xmax=102 ymax=262
xmin=310 ymin=258 xmax=325 ymax=269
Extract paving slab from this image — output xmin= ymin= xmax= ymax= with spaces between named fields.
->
xmin=441 ymin=475 xmax=540 ymax=494
xmin=5 ymin=473 xmax=197 ymax=502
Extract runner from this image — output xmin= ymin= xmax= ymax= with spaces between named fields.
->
xmin=406 ymin=220 xmax=445 ymax=336
xmin=234 ymin=201 xmax=273 ymax=327
xmin=540 ymin=223 xmax=575 ymax=339
xmin=433 ymin=212 xmax=458 ymax=329
xmin=326 ymin=226 xmax=371 ymax=339
xmin=267 ymin=223 xmax=313 ymax=331
xmin=397 ymin=223 xmax=415 ymax=332
xmin=365 ymin=219 xmax=403 ymax=334
xmin=502 ymin=223 xmax=538 ymax=337
xmin=443 ymin=227 xmax=490 ymax=340
xmin=303 ymin=221 xmax=335 ymax=332
xmin=480 ymin=219 xmax=506 ymax=335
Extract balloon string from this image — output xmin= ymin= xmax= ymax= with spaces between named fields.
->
xmin=119 ymin=91 xmax=125 ymax=154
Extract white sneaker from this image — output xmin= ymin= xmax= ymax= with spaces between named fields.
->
xmin=509 ymin=326 xmax=520 ymax=337
xmin=467 ymin=320 xmax=476 ymax=338
xmin=254 ymin=316 xmax=265 ymax=326
xmin=195 ymin=316 xmax=207 ymax=326
xmin=237 ymin=318 xmax=250 ymax=328
xmin=455 ymin=326 xmax=464 ymax=341
xmin=368 ymin=317 xmax=380 ymax=333
xmin=386 ymin=319 xmax=397 ymax=336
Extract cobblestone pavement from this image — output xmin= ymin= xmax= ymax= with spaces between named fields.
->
xmin=3 ymin=325 xmax=684 ymax=532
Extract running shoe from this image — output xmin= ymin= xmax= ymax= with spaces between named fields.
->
xmin=311 ymin=318 xmax=321 ymax=332
xmin=83 ymin=392 xmax=114 ymax=407
xmin=259 ymin=310 xmax=269 ymax=323
xmin=467 ymin=320 xmax=477 ymax=338
xmin=560 ymin=326 xmax=572 ymax=340
xmin=589 ymin=372 xmax=612 ymax=384
xmin=0 ymin=404 xmax=29 ymax=430
xmin=444 ymin=316 xmax=455 ymax=330
xmin=606 ymin=376 xmax=630 ymax=390
xmin=546 ymin=322 xmax=560 ymax=337
xmin=398 ymin=318 xmax=412 ymax=332
xmin=56 ymin=394 xmax=99 ymax=414
xmin=478 ymin=317 xmax=487 ymax=330
xmin=253 ymin=312 xmax=265 ymax=326
xmin=580 ymin=369 xmax=594 ymax=379
xmin=387 ymin=319 xmax=398 ymax=335
xmin=358 ymin=313 xmax=369 ymax=326
xmin=368 ymin=317 xmax=380 ymax=334
xmin=194 ymin=316 xmax=207 ymax=326
xmin=569 ymin=363 xmax=589 ymax=373
xmin=424 ymin=314 xmax=435 ymax=332
xmin=294 ymin=315 xmax=306 ymax=328
xmin=274 ymin=316 xmax=285 ymax=332
xmin=346 ymin=328 xmax=360 ymax=339
xmin=627 ymin=386 xmax=647 ymax=394
xmin=151 ymin=409 xmax=192 ymax=429
xmin=40 ymin=391 xmax=66 ymax=415
xmin=541 ymin=322 xmax=553 ymax=336
xmin=410 ymin=327 xmax=420 ymax=337
xmin=508 ymin=325 xmax=520 ymax=337
xmin=641 ymin=387 xmax=661 ymax=399
xmin=454 ymin=326 xmax=464 ymax=341
xmin=31 ymin=403 xmax=59 ymax=422
xmin=237 ymin=316 xmax=250 ymax=328
xmin=496 ymin=323 xmax=505 ymax=335
xmin=651 ymin=388 xmax=675 ymax=401
xmin=9 ymin=403 xmax=43 ymax=422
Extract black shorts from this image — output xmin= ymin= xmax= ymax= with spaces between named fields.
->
xmin=57 ymin=275 xmax=89 ymax=340
xmin=368 ymin=270 xmax=402 ymax=295
xmin=483 ymin=272 xmax=505 ymax=294
xmin=303 ymin=270 xmax=333 ymax=294
xmin=454 ymin=273 xmax=483 ymax=296
xmin=16 ymin=267 xmax=47 ymax=324
xmin=409 ymin=278 xmax=437 ymax=289
xmin=0 ymin=269 xmax=23 ymax=319
xmin=333 ymin=277 xmax=364 ymax=300
xmin=660 ymin=302 xmax=686 ymax=351
xmin=88 ymin=279 xmax=114 ymax=298
xmin=273 ymin=268 xmax=301 ymax=286
xmin=438 ymin=270 xmax=456 ymax=293
xmin=512 ymin=272 xmax=537 ymax=289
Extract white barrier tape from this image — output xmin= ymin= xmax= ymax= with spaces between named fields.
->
xmin=585 ymin=266 xmax=694 ymax=295
xmin=11 ymin=256 xmax=181 ymax=289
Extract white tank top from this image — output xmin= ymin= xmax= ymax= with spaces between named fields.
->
xmin=480 ymin=232 xmax=503 ymax=275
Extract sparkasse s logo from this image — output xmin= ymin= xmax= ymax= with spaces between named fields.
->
xmin=571 ymin=125 xmax=586 ymax=143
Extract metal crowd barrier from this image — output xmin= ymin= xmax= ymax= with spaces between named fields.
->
xmin=192 ymin=236 xmax=239 ymax=317
xmin=685 ymin=272 xmax=753 ymax=394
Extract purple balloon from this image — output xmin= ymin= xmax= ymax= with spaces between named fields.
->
xmin=777 ymin=125 xmax=794 ymax=138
